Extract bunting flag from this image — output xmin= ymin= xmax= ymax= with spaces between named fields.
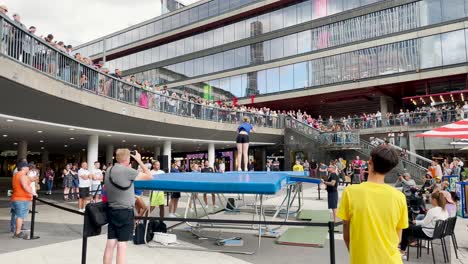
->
xmin=250 ymin=95 xmax=255 ymax=104
xmin=416 ymin=119 xmax=468 ymax=138
xmin=217 ymin=99 xmax=222 ymax=106
xmin=233 ymin=97 xmax=238 ymax=106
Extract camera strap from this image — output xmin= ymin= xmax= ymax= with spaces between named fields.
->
xmin=108 ymin=167 xmax=133 ymax=191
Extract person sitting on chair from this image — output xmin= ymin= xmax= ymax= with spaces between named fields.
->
xmin=399 ymin=191 xmax=449 ymax=258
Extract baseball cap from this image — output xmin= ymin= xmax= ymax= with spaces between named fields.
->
xmin=17 ymin=161 xmax=29 ymax=170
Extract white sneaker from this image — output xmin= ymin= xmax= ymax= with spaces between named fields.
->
xmin=189 ymin=208 xmax=194 ymax=213
xmin=213 ymin=205 xmax=220 ymax=209
xmin=168 ymin=213 xmax=177 ymax=218
xmin=237 ymin=168 xmax=242 ymax=172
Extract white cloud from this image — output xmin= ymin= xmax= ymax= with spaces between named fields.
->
xmin=1 ymin=0 xmax=202 ymax=46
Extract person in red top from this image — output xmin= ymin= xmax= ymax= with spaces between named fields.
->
xmin=10 ymin=161 xmax=37 ymax=239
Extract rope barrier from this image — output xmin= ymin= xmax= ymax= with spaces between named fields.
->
xmin=30 ymin=196 xmax=340 ymax=264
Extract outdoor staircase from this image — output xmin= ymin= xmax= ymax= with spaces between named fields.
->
xmin=284 ymin=117 xmax=427 ymax=183
xmin=357 ymin=139 xmax=428 ymax=183
xmin=284 ymin=117 xmax=361 ymax=150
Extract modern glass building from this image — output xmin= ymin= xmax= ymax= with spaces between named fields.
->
xmin=74 ymin=0 xmax=468 ymax=114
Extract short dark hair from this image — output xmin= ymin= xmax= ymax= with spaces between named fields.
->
xmin=370 ymin=145 xmax=399 ymax=174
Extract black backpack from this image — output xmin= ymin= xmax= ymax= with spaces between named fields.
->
xmin=133 ymin=219 xmax=167 ymax=245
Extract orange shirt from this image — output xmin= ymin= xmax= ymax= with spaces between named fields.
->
xmin=11 ymin=171 xmax=32 ymax=202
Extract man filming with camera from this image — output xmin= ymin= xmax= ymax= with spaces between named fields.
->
xmin=103 ymin=149 xmax=152 ymax=264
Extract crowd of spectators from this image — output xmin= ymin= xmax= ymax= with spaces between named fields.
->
xmin=2 ymin=5 xmax=468 ymax=132
xmin=288 ymin=102 xmax=468 ymax=132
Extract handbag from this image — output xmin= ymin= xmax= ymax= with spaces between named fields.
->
xmin=86 ymin=167 xmax=132 ymax=227
xmin=86 ymin=184 xmax=108 ymax=226
xmin=86 ymin=201 xmax=108 ymax=227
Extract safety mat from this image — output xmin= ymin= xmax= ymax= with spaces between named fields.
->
xmin=276 ymin=227 xmax=328 ymax=247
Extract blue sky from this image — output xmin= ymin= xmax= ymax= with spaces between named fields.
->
xmin=1 ymin=0 xmax=200 ymax=46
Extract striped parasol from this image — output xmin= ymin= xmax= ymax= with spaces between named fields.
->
xmin=416 ymin=119 xmax=468 ymax=139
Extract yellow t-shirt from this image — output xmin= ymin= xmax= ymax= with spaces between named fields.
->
xmin=292 ymin=164 xmax=304 ymax=171
xmin=337 ymin=182 xmax=408 ymax=264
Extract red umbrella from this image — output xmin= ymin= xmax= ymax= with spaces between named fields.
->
xmin=416 ymin=119 xmax=468 ymax=138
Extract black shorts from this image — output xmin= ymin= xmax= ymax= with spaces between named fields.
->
xmin=79 ymin=187 xmax=90 ymax=198
xmin=107 ymin=208 xmax=134 ymax=242
xmin=236 ymin=134 xmax=249 ymax=143
xmin=171 ymin=192 xmax=181 ymax=199
xmin=328 ymin=191 xmax=338 ymax=209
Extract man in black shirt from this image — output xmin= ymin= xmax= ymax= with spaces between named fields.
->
xmin=321 ymin=165 xmax=339 ymax=222
xmin=201 ymin=161 xmax=217 ymax=209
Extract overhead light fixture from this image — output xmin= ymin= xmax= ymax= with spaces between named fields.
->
xmin=70 ymin=137 xmax=75 ymax=140
xmin=68 ymin=128 xmax=75 ymax=131
xmin=13 ymin=142 xmax=18 ymax=145
xmin=37 ymin=131 xmax=43 ymax=133
xmin=107 ymin=135 xmax=112 ymax=137
xmin=2 ymin=134 xmax=7 ymax=137
xmin=6 ymin=119 xmax=14 ymax=122
xmin=82 ymin=149 xmax=86 ymax=151
xmin=41 ymin=147 xmax=44 ymax=150
xmin=440 ymin=95 xmax=445 ymax=103
xmin=133 ymin=145 xmax=137 ymax=147
xmin=122 ymin=140 xmax=126 ymax=143
xmin=64 ymin=145 xmax=68 ymax=148
xmin=39 ymin=140 xmax=44 ymax=143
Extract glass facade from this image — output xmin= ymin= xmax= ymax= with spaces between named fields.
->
xmin=113 ymin=2 xmax=420 ymax=78
xmin=76 ymin=0 xmax=388 ymax=58
xmin=131 ymin=29 xmax=468 ymax=100
xmin=75 ymin=0 xmax=260 ymax=57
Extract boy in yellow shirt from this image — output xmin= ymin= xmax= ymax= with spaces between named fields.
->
xmin=292 ymin=160 xmax=304 ymax=172
xmin=337 ymin=145 xmax=408 ymax=264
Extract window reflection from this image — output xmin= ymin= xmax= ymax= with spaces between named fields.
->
xmin=267 ymin=68 xmax=280 ymax=93
xmin=441 ymin=30 xmax=467 ymax=65
xmin=420 ymin=35 xmax=442 ymax=69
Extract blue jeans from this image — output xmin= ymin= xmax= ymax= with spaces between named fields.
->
xmin=46 ymin=180 xmax=53 ymax=192
xmin=10 ymin=201 xmax=30 ymax=232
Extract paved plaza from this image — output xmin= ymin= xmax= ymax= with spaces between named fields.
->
xmin=1 ymin=184 xmax=467 ymax=264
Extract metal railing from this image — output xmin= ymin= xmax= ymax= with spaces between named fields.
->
xmin=0 ymin=16 xmax=283 ymax=129
xmin=330 ymin=109 xmax=462 ymax=130
xmin=285 ymin=117 xmax=360 ymax=148
xmin=358 ymin=139 xmax=427 ymax=183
xmin=374 ymin=137 xmax=433 ymax=169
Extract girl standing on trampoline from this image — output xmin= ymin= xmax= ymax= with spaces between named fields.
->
xmin=236 ymin=117 xmax=255 ymax=171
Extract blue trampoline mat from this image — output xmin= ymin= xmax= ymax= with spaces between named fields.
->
xmin=225 ymin=171 xmax=319 ymax=184
xmin=134 ymin=172 xmax=287 ymax=194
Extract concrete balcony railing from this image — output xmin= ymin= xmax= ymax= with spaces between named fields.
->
xmin=0 ymin=15 xmax=283 ymax=131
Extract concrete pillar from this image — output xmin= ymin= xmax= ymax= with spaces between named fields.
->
xmin=17 ymin=140 xmax=27 ymax=160
xmin=106 ymin=145 xmax=114 ymax=166
xmin=163 ymin=141 xmax=171 ymax=171
xmin=208 ymin=143 xmax=215 ymax=168
xmin=260 ymin=148 xmax=267 ymax=171
xmin=41 ymin=150 xmax=49 ymax=177
xmin=87 ymin=135 xmax=99 ymax=171
xmin=154 ymin=146 xmax=161 ymax=160
xmin=380 ymin=96 xmax=388 ymax=115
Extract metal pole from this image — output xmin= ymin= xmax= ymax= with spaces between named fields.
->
xmin=81 ymin=218 xmax=88 ymax=264
xmin=29 ymin=196 xmax=40 ymax=240
xmin=30 ymin=197 xmax=36 ymax=239
xmin=328 ymin=221 xmax=336 ymax=264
